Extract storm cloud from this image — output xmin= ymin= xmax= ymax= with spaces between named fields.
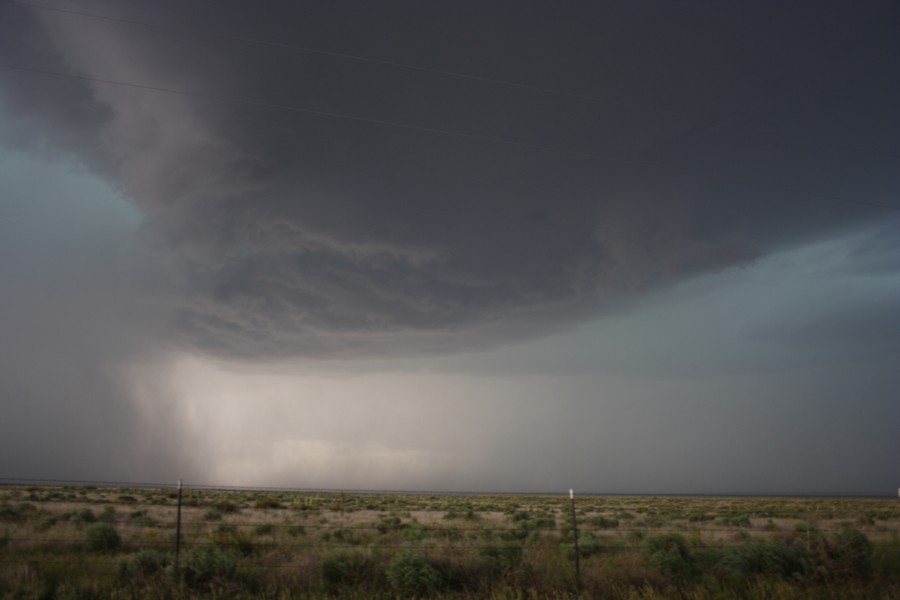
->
xmin=3 ymin=0 xmax=898 ymax=358
xmin=1 ymin=1 xmax=899 ymax=494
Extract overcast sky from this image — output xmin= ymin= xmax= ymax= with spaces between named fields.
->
xmin=1 ymin=0 xmax=898 ymax=495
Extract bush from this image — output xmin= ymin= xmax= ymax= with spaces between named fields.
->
xmin=84 ymin=523 xmax=121 ymax=552
xmin=0 ymin=505 xmax=20 ymax=521
xmin=590 ymin=515 xmax=620 ymax=529
xmin=643 ymin=533 xmax=696 ymax=581
xmin=443 ymin=509 xmax=478 ymax=521
xmin=533 ymin=516 xmax=556 ymax=529
xmin=184 ymin=543 xmax=237 ymax=588
xmin=254 ymin=498 xmax=283 ymax=509
xmin=376 ymin=516 xmax=405 ymax=533
xmin=724 ymin=514 xmax=752 ymax=528
xmin=857 ymin=513 xmax=876 ymax=527
xmin=480 ymin=543 xmax=523 ymax=574
xmin=717 ymin=540 xmax=808 ymax=583
xmin=873 ymin=537 xmax=900 ymax=578
xmin=386 ymin=552 xmax=443 ymax=597
xmin=118 ymin=549 xmax=170 ymax=578
xmin=286 ymin=525 xmax=305 ymax=537
xmin=71 ymin=508 xmax=96 ymax=524
xmin=687 ymin=512 xmax=714 ymax=522
xmin=254 ymin=523 xmax=274 ymax=536
xmin=16 ymin=502 xmax=39 ymax=518
xmin=211 ymin=524 xmax=254 ymax=556
xmin=322 ymin=550 xmax=375 ymax=588
xmin=827 ymin=526 xmax=873 ymax=580
xmin=576 ymin=531 xmax=608 ymax=558
xmin=203 ymin=509 xmax=222 ymax=521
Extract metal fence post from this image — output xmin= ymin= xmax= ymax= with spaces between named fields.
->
xmin=570 ymin=488 xmax=581 ymax=589
xmin=175 ymin=479 xmax=183 ymax=574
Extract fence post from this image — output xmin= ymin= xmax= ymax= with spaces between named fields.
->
xmin=174 ymin=479 xmax=183 ymax=574
xmin=570 ymin=489 xmax=581 ymax=589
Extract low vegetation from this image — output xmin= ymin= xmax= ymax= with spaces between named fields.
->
xmin=0 ymin=483 xmax=898 ymax=598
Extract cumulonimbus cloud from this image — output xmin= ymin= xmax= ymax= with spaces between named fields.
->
xmin=2 ymin=0 xmax=898 ymax=359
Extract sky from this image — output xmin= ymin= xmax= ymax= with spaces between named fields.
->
xmin=1 ymin=0 xmax=899 ymax=496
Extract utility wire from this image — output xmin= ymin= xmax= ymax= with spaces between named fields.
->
xmin=6 ymin=0 xmax=674 ymax=116
xmin=0 ymin=62 xmax=640 ymax=164
xmin=0 ymin=476 xmax=567 ymax=496
xmin=1 ymin=62 xmax=898 ymax=213
xmin=10 ymin=0 xmax=900 ymax=163
xmin=2 ymin=476 xmax=896 ymax=500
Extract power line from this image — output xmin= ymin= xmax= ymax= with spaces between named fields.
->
xmin=6 ymin=0 xmax=676 ymax=117
xmin=0 ymin=62 xmax=642 ymax=165
xmin=2 ymin=61 xmax=898 ymax=214
xmin=10 ymin=0 xmax=900 ymax=164
xmin=0 ymin=476 xmax=573 ymax=497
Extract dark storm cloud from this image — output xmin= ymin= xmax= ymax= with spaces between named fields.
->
xmin=0 ymin=152 xmax=199 ymax=482
xmin=2 ymin=0 xmax=898 ymax=358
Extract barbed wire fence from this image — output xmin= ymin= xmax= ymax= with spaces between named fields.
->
xmin=1 ymin=477 xmax=895 ymax=588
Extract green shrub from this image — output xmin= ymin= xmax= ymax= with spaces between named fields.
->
xmin=443 ymin=509 xmax=478 ymax=521
xmin=687 ymin=512 xmax=714 ymax=522
xmin=254 ymin=498 xmax=282 ymax=509
xmin=203 ymin=509 xmax=222 ymax=521
xmin=403 ymin=523 xmax=428 ymax=542
xmin=84 ymin=523 xmax=121 ymax=551
xmin=184 ymin=543 xmax=237 ymax=589
xmin=533 ymin=516 xmax=556 ymax=529
xmin=322 ymin=550 xmax=375 ymax=588
xmin=286 ymin=525 xmax=305 ymax=537
xmin=638 ymin=516 xmax=666 ymax=528
xmin=873 ymin=537 xmax=900 ymax=578
xmin=71 ymin=508 xmax=96 ymax=524
xmin=589 ymin=515 xmax=620 ymax=529
xmin=0 ymin=505 xmax=20 ymax=521
xmin=216 ymin=501 xmax=239 ymax=513
xmin=643 ymin=533 xmax=697 ymax=581
xmin=480 ymin=543 xmax=523 ymax=574
xmin=385 ymin=552 xmax=443 ymax=597
xmin=211 ymin=524 xmax=254 ymax=556
xmin=724 ymin=514 xmax=752 ymax=527
xmin=254 ymin=523 xmax=274 ymax=536
xmin=16 ymin=502 xmax=39 ymax=517
xmin=99 ymin=506 xmax=117 ymax=523
xmin=576 ymin=531 xmax=608 ymax=558
xmin=500 ymin=524 xmax=531 ymax=541
xmin=376 ymin=516 xmax=405 ymax=533
xmin=117 ymin=549 xmax=170 ymax=578
xmin=717 ymin=539 xmax=808 ymax=583
xmin=827 ymin=526 xmax=873 ymax=580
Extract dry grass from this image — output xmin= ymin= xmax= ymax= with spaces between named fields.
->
xmin=2 ymin=484 xmax=899 ymax=598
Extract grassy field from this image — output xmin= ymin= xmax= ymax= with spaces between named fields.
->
xmin=1 ymin=483 xmax=899 ymax=598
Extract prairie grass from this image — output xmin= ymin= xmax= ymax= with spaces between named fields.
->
xmin=1 ymin=484 xmax=899 ymax=598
